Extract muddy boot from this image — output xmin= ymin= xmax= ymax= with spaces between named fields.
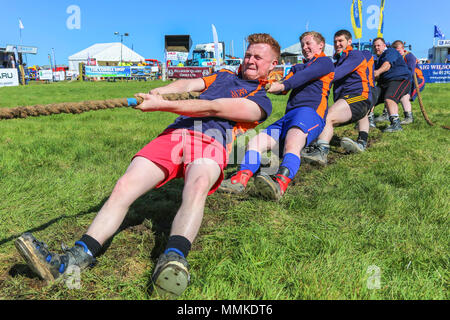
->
xmin=383 ymin=116 xmax=403 ymax=132
xmin=401 ymin=112 xmax=414 ymax=125
xmin=374 ymin=108 xmax=389 ymax=123
xmin=301 ymin=143 xmax=329 ymax=166
xmin=152 ymin=251 xmax=190 ymax=298
xmin=217 ymin=170 xmax=253 ymax=194
xmin=15 ymin=233 xmax=95 ymax=282
xmin=340 ymin=137 xmax=367 ymax=153
xmin=254 ymin=167 xmax=292 ymax=201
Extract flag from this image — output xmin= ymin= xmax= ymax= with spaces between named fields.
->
xmin=377 ymin=0 xmax=385 ymax=38
xmin=351 ymin=0 xmax=363 ymax=39
xmin=19 ymin=19 xmax=24 ymax=29
xmin=434 ymin=25 xmax=445 ymax=39
xmin=211 ymin=24 xmax=220 ymax=65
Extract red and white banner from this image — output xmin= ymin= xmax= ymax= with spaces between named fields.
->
xmin=167 ymin=67 xmax=212 ymax=79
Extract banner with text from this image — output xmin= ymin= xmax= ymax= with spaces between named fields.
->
xmin=167 ymin=67 xmax=212 ymax=79
xmin=85 ymin=66 xmax=131 ymax=78
xmin=418 ymin=64 xmax=450 ymax=83
xmin=0 ymin=68 xmax=19 ymax=87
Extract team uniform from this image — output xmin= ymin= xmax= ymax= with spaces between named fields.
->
xmin=332 ymin=46 xmax=372 ymax=124
xmin=219 ymin=52 xmax=335 ymax=200
xmin=134 ymin=69 xmax=273 ymax=195
xmin=264 ymin=52 xmax=335 ymax=148
xmin=374 ymin=47 xmax=412 ymax=105
xmin=403 ymin=51 xmax=425 ymax=101
xmin=362 ymin=50 xmax=378 ymax=108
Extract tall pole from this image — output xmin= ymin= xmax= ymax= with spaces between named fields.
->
xmin=121 ymin=35 xmax=123 ymax=65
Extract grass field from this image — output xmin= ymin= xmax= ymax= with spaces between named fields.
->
xmin=0 ymin=80 xmax=448 ymax=300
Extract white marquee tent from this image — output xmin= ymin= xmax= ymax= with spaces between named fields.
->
xmin=68 ymin=42 xmax=145 ymax=74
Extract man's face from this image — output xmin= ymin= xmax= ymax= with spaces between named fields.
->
xmin=301 ymin=35 xmax=324 ymax=60
xmin=395 ymin=45 xmax=405 ymax=56
xmin=242 ymin=43 xmax=278 ymax=80
xmin=373 ymin=40 xmax=386 ymax=56
xmin=334 ymin=35 xmax=352 ymax=55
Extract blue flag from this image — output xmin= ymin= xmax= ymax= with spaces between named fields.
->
xmin=434 ymin=25 xmax=445 ymax=39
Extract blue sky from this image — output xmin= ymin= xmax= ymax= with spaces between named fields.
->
xmin=1 ymin=0 xmax=449 ymax=67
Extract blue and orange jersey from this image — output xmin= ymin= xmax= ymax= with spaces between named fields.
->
xmin=362 ymin=50 xmax=375 ymax=88
xmin=166 ymin=69 xmax=272 ymax=153
xmin=281 ymin=52 xmax=335 ymax=119
xmin=403 ymin=51 xmax=425 ymax=83
xmin=333 ymin=46 xmax=371 ymax=102
xmin=375 ymin=48 xmax=410 ymax=83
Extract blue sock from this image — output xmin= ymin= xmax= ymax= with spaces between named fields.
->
xmin=239 ymin=150 xmax=261 ymax=174
xmin=280 ymin=153 xmax=301 ymax=179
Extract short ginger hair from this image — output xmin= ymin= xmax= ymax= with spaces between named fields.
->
xmin=247 ymin=33 xmax=281 ymax=59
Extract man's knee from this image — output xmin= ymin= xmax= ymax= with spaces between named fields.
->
xmin=184 ymin=174 xmax=212 ymax=198
xmin=110 ymin=175 xmax=133 ymax=199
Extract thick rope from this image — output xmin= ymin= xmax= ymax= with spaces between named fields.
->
xmin=413 ymin=73 xmax=449 ymax=130
xmin=0 ymin=92 xmax=201 ymax=120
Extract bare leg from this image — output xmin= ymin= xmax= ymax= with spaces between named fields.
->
xmin=358 ymin=115 xmax=370 ymax=133
xmin=86 ymin=157 xmax=166 ymax=245
xmin=385 ymin=98 xmax=399 ymax=116
xmin=247 ymin=131 xmax=278 ymax=153
xmin=317 ymin=99 xmax=353 ymax=143
xmin=170 ymin=158 xmax=221 ymax=243
xmin=284 ymin=127 xmax=308 ymax=156
xmin=400 ymin=94 xmax=412 ymax=113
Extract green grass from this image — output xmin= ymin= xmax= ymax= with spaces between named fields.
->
xmin=0 ymin=81 xmax=448 ymax=300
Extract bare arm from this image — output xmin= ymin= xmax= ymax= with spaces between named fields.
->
xmin=149 ymin=78 xmax=206 ymax=95
xmin=374 ymin=61 xmax=391 ymax=79
xmin=135 ymin=93 xmax=265 ymax=123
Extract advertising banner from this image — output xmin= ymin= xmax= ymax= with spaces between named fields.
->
xmin=130 ymin=66 xmax=158 ymax=78
xmin=167 ymin=67 xmax=211 ymax=79
xmin=85 ymin=66 xmax=131 ymax=78
xmin=38 ymin=70 xmax=53 ymax=80
xmin=0 ymin=68 xmax=19 ymax=87
xmin=166 ymin=51 xmax=189 ymax=62
xmin=418 ymin=64 xmax=450 ymax=83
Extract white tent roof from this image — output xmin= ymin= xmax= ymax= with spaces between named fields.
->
xmin=68 ymin=42 xmax=145 ymax=73
xmin=281 ymin=42 xmax=334 ymax=59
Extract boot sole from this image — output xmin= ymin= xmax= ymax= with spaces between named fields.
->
xmin=154 ymin=261 xmax=189 ymax=298
xmin=15 ymin=235 xmax=56 ymax=282
xmin=216 ymin=184 xmax=245 ymax=194
xmin=254 ymin=174 xmax=281 ymax=201
xmin=302 ymin=156 xmax=327 ymax=166
xmin=340 ymin=138 xmax=364 ymax=154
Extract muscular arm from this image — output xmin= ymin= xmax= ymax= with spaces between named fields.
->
xmin=374 ymin=61 xmax=391 ymax=79
xmin=149 ymin=78 xmax=206 ymax=95
xmin=135 ymin=93 xmax=265 ymax=123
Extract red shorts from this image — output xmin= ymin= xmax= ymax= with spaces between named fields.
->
xmin=133 ymin=129 xmax=228 ymax=195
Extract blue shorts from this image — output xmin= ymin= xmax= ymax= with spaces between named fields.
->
xmin=263 ymin=107 xmax=325 ymax=149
